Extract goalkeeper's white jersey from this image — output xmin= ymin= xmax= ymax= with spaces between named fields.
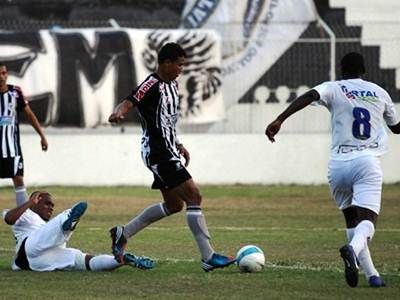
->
xmin=313 ymin=78 xmax=399 ymax=161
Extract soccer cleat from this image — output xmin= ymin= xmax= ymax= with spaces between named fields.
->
xmin=62 ymin=201 xmax=88 ymax=231
xmin=339 ymin=245 xmax=359 ymax=287
xmin=201 ymin=253 xmax=236 ymax=272
xmin=123 ymin=253 xmax=155 ymax=270
xmin=110 ymin=226 xmax=127 ymax=263
xmin=368 ymin=275 xmax=386 ymax=288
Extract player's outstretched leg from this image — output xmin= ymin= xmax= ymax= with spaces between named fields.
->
xmin=110 ymin=225 xmax=127 ymax=263
xmin=201 ymin=253 xmax=236 ymax=272
xmin=339 ymin=244 xmax=359 ymax=287
xmin=123 ymin=253 xmax=155 ymax=270
xmin=62 ymin=201 xmax=88 ymax=232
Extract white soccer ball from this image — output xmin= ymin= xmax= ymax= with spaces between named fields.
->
xmin=236 ymin=245 xmax=265 ymax=273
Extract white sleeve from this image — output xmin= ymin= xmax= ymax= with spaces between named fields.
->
xmin=382 ymin=90 xmax=399 ymax=126
xmin=312 ymin=81 xmax=333 ymax=107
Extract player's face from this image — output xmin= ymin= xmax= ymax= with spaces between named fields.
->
xmin=35 ymin=194 xmax=55 ymax=221
xmin=166 ymin=56 xmax=185 ymax=81
xmin=0 ymin=66 xmax=8 ymax=88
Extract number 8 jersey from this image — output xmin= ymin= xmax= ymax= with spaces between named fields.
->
xmin=313 ymin=78 xmax=399 ymax=160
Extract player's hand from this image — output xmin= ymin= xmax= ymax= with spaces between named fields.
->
xmin=41 ymin=137 xmax=48 ymax=151
xmin=265 ymin=119 xmax=282 ymax=143
xmin=29 ymin=192 xmax=41 ymax=205
xmin=108 ymin=112 xmax=125 ymax=124
xmin=177 ymin=144 xmax=190 ymax=167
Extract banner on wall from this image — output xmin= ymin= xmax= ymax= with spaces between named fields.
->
xmin=0 ymin=29 xmax=223 ymax=127
xmin=180 ymin=0 xmax=317 ymax=107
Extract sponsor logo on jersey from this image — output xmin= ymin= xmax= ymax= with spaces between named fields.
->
xmin=338 ymin=142 xmax=379 ymax=154
xmin=340 ymin=84 xmax=379 ymax=102
xmin=135 ymin=77 xmax=158 ymax=101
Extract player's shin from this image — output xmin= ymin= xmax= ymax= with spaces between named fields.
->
xmin=88 ymin=255 xmax=121 ymax=271
xmin=186 ymin=206 xmax=214 ymax=261
xmin=349 ymin=220 xmax=375 ymax=256
xmin=348 ymin=227 xmax=379 ymax=278
xmin=123 ymin=203 xmax=170 ymax=238
xmin=15 ymin=186 xmax=28 ymax=206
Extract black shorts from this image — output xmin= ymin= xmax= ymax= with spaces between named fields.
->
xmin=0 ymin=156 xmax=24 ymax=178
xmin=148 ymin=159 xmax=192 ymax=190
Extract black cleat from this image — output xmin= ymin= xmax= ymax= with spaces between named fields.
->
xmin=340 ymin=245 xmax=359 ymax=287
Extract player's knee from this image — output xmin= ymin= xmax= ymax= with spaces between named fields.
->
xmin=165 ymin=201 xmax=184 ymax=214
xmin=190 ymin=189 xmax=202 ymax=205
xmin=13 ymin=176 xmax=24 ymax=188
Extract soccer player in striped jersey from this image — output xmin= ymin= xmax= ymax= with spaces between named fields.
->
xmin=0 ymin=62 xmax=48 ymax=206
xmin=108 ymin=42 xmax=235 ymax=271
xmin=265 ymin=52 xmax=400 ymax=287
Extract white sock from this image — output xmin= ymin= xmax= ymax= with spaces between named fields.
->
xmin=123 ymin=203 xmax=169 ymax=238
xmin=345 ymin=228 xmax=355 ymax=241
xmin=186 ymin=206 xmax=214 ymax=261
xmin=358 ymin=246 xmax=379 ymax=279
xmin=88 ymin=255 xmax=121 ymax=271
xmin=349 ymin=220 xmax=375 ymax=256
xmin=15 ymin=186 xmax=28 ymax=206
xmin=347 ymin=227 xmax=378 ymax=278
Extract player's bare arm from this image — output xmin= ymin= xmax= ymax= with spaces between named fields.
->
xmin=388 ymin=122 xmax=400 ymax=134
xmin=108 ymin=99 xmax=134 ymax=124
xmin=24 ymin=105 xmax=48 ymax=151
xmin=4 ymin=192 xmax=41 ymax=225
xmin=265 ymin=89 xmax=320 ymax=142
xmin=177 ymin=143 xmax=190 ymax=167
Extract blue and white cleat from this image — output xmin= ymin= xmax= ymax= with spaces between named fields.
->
xmin=368 ymin=275 xmax=386 ymax=288
xmin=124 ymin=253 xmax=155 ymax=270
xmin=202 ymin=253 xmax=236 ymax=272
xmin=339 ymin=244 xmax=359 ymax=287
xmin=110 ymin=225 xmax=127 ymax=263
xmin=62 ymin=201 xmax=88 ymax=231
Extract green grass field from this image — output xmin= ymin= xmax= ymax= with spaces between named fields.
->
xmin=0 ymin=185 xmax=399 ymax=299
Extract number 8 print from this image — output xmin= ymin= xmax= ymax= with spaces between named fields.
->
xmin=352 ymin=107 xmax=371 ymax=140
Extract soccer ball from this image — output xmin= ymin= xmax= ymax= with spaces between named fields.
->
xmin=236 ymin=245 xmax=265 ymax=273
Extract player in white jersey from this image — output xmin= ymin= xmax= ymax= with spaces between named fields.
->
xmin=0 ymin=62 xmax=48 ymax=206
xmin=3 ymin=191 xmax=154 ymax=271
xmin=265 ymin=52 xmax=400 ymax=288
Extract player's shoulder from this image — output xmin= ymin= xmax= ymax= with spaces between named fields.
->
xmin=8 ymin=84 xmax=23 ymax=92
xmin=139 ymin=73 xmax=160 ymax=88
xmin=359 ymin=79 xmax=391 ymax=98
xmin=134 ymin=73 xmax=160 ymax=102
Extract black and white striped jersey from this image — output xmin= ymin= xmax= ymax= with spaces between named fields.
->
xmin=0 ymin=85 xmax=26 ymax=158
xmin=127 ymin=73 xmax=181 ymax=165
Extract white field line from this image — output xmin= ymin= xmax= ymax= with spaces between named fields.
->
xmin=133 ymin=226 xmax=400 ymax=232
xmin=0 ymin=247 xmax=398 ymax=276
xmin=157 ymin=258 xmax=400 ymax=276
xmin=86 ymin=226 xmax=400 ymax=232
xmin=0 ymin=247 xmax=14 ymax=252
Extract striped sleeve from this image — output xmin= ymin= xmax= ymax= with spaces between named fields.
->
xmin=13 ymin=85 xmax=28 ymax=111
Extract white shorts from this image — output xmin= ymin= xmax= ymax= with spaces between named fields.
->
xmin=24 ymin=210 xmax=86 ymax=271
xmin=328 ymin=155 xmax=382 ymax=215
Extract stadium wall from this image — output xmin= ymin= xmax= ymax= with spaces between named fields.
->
xmin=1 ymin=131 xmax=399 ymax=187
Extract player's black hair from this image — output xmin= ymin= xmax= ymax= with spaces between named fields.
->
xmin=29 ymin=191 xmax=52 ymax=201
xmin=0 ymin=62 xmax=6 ymax=68
xmin=157 ymin=43 xmax=186 ymax=64
xmin=340 ymin=52 xmax=366 ymax=77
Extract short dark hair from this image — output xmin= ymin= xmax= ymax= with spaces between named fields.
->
xmin=340 ymin=52 xmax=366 ymax=76
xmin=0 ymin=62 xmax=6 ymax=68
xmin=29 ymin=191 xmax=52 ymax=201
xmin=157 ymin=43 xmax=186 ymax=64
